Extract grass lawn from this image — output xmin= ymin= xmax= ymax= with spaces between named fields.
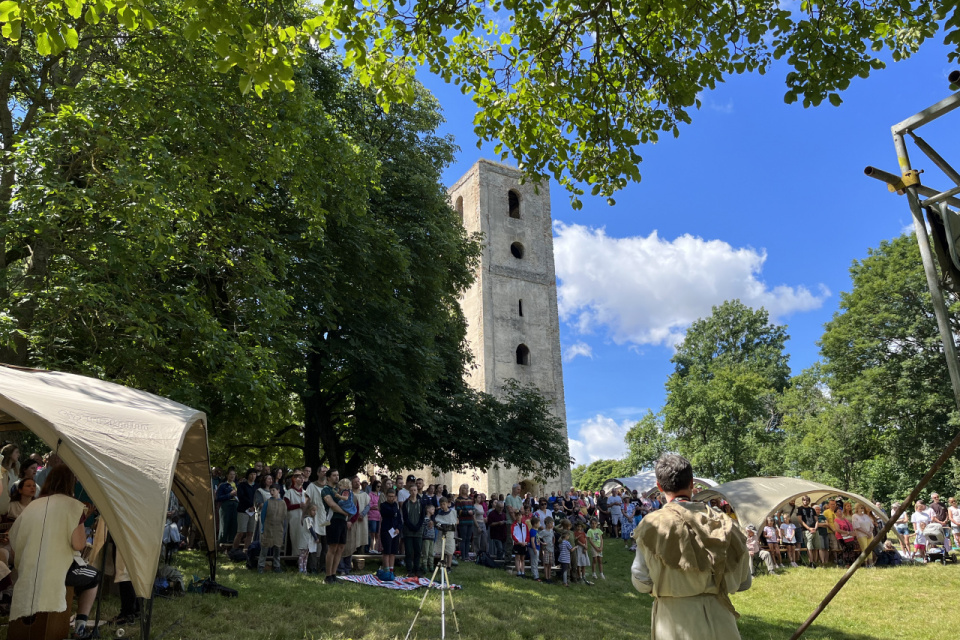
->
xmin=4 ymin=544 xmax=957 ymax=640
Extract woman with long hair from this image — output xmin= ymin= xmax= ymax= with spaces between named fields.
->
xmin=454 ymin=484 xmax=475 ymax=560
xmin=852 ymin=503 xmax=875 ymax=567
xmin=7 ymin=477 xmax=36 ymax=520
xmin=9 ymin=465 xmax=99 ymax=638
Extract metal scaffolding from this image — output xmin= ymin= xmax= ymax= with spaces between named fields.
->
xmin=790 ymin=71 xmax=960 ymax=640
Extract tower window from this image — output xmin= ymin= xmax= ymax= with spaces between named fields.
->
xmin=508 ymin=190 xmax=521 ymax=219
xmin=519 ymin=299 xmax=523 ymax=317
xmin=510 ymin=242 xmax=524 ymax=259
xmin=455 ymin=196 xmax=464 ymax=225
xmin=516 ymin=344 xmax=530 ymax=365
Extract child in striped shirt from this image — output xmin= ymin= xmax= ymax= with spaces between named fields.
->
xmin=558 ymin=531 xmax=574 ymax=586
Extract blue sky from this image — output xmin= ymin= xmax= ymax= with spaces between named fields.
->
xmin=420 ymin=41 xmax=960 ymax=468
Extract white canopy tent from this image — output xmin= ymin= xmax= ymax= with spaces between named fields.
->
xmin=692 ymin=476 xmax=888 ymax=531
xmin=0 ymin=364 xmax=216 ymax=599
xmin=602 ymin=471 xmax=718 ymax=497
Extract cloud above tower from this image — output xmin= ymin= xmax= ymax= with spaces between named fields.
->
xmin=553 ymin=222 xmax=829 ymax=346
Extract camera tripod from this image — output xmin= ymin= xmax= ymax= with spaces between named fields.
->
xmin=404 ymin=561 xmax=460 ymax=640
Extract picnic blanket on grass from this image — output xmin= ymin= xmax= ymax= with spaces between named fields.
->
xmin=337 ymin=574 xmax=461 ymax=590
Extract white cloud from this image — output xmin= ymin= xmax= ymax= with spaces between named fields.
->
xmin=568 ymin=414 xmax=634 ymax=466
xmin=554 ymin=222 xmax=829 ymax=347
xmin=563 ymin=341 xmax=593 ymax=362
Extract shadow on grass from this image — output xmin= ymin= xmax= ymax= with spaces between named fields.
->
xmin=738 ymin=615 xmax=887 ymax=640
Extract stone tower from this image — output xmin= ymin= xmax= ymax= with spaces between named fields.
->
xmin=443 ymin=159 xmax=572 ymax=496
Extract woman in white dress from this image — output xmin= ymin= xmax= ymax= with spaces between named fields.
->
xmin=283 ymin=472 xmax=311 ymax=557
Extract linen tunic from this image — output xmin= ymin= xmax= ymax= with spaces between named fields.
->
xmin=9 ymin=494 xmax=84 ymax=621
xmin=632 ymin=501 xmax=751 ymax=640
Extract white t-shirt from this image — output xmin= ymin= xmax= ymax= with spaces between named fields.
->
xmin=912 ymin=510 xmax=931 ymax=545
xmin=852 ymin=514 xmax=873 ymax=537
xmin=608 ymin=495 xmax=623 ymax=516
xmin=948 ymin=505 xmax=960 ymax=527
xmin=779 ymin=522 xmax=796 ymax=544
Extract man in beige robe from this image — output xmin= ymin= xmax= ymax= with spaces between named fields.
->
xmin=632 ymin=454 xmax=752 ymax=640
xmin=350 ymin=476 xmax=370 ymax=553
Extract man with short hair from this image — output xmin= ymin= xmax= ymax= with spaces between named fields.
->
xmin=233 ymin=469 xmax=259 ymax=551
xmin=301 ymin=466 xmax=313 ymax=488
xmin=487 ymin=500 xmax=508 ymax=559
xmin=929 ymin=493 xmax=948 ymax=527
xmin=796 ymin=496 xmax=820 ymax=567
xmin=398 ymin=475 xmax=414 ymax=503
xmin=608 ymin=488 xmax=623 ymax=538
xmin=322 ymin=469 xmax=350 ymax=583
xmin=632 ymin=454 xmax=751 ymax=640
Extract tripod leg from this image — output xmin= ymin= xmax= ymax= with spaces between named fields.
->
xmin=405 ymin=563 xmax=441 ymax=640
xmin=442 ymin=565 xmax=461 ymax=636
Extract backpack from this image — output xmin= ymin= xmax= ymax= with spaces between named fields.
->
xmin=227 ymin=548 xmax=247 ymax=563
xmin=245 ymin=541 xmax=261 ymax=570
xmin=475 ymin=551 xmax=497 ymax=568
xmin=376 ymin=568 xmax=395 ymax=581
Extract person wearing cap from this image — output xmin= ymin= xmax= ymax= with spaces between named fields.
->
xmin=632 ymin=454 xmax=751 ymax=639
xmin=744 ymin=525 xmax=775 ymax=574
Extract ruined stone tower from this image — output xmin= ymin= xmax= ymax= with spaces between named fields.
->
xmin=440 ymin=159 xmax=572 ymax=496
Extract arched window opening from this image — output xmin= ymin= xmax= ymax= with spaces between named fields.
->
xmin=508 ymin=190 xmax=521 ymax=219
xmin=510 ymin=242 xmax=524 ymax=259
xmin=516 ymin=344 xmax=530 ymax=366
xmin=518 ymin=299 xmax=523 ymax=317
xmin=455 ymin=196 xmax=464 ymax=225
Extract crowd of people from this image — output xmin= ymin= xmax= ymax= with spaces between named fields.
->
xmin=208 ymin=463 xmax=660 ymax=585
xmin=207 ymin=462 xmax=960 ymax=585
xmin=733 ymin=492 xmax=960 ymax=573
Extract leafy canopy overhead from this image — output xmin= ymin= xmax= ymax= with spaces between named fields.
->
xmin=0 ymin=0 xmax=952 ymax=206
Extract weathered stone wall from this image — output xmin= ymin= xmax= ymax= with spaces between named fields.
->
xmin=445 ymin=159 xmax=572 ymax=497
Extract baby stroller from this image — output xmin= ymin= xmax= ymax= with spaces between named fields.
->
xmin=923 ymin=523 xmax=956 ymax=564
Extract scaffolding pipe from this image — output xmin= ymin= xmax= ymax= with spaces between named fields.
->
xmin=908 ymin=132 xmax=960 ymax=186
xmin=863 ymin=166 xmax=960 ymax=208
xmin=922 ymin=185 xmax=960 ymax=208
xmin=793 ymin=130 xmax=960 ymax=640
xmin=891 ymin=91 xmax=960 ymax=137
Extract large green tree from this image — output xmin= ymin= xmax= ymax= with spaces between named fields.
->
xmin=2 ymin=0 xmax=957 ymax=205
xmin=819 ymin=234 xmax=960 ymax=500
xmin=622 ymin=410 xmax=674 ymax=475
xmin=663 ymin=300 xmax=790 ymax=482
xmin=2 ymin=5 xmax=571 ymax=478
xmin=572 ymin=458 xmax=629 ymax=492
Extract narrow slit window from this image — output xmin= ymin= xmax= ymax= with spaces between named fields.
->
xmin=455 ymin=196 xmax=464 ymax=225
xmin=508 ymin=190 xmax=521 ymax=219
xmin=519 ymin=299 xmax=523 ymax=317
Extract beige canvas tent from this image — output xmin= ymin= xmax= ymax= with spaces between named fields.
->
xmin=693 ymin=476 xmax=887 ymax=531
xmin=0 ymin=364 xmax=216 ymax=599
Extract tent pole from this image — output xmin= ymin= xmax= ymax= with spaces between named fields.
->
xmin=90 ymin=531 xmax=111 ymax=636
xmin=208 ymin=550 xmax=217 ymax=582
xmin=793 ymin=131 xmax=960 ymax=640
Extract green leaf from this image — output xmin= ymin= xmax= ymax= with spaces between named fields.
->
xmin=0 ymin=0 xmax=18 ymax=22
xmin=35 ymin=31 xmax=51 ymax=55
